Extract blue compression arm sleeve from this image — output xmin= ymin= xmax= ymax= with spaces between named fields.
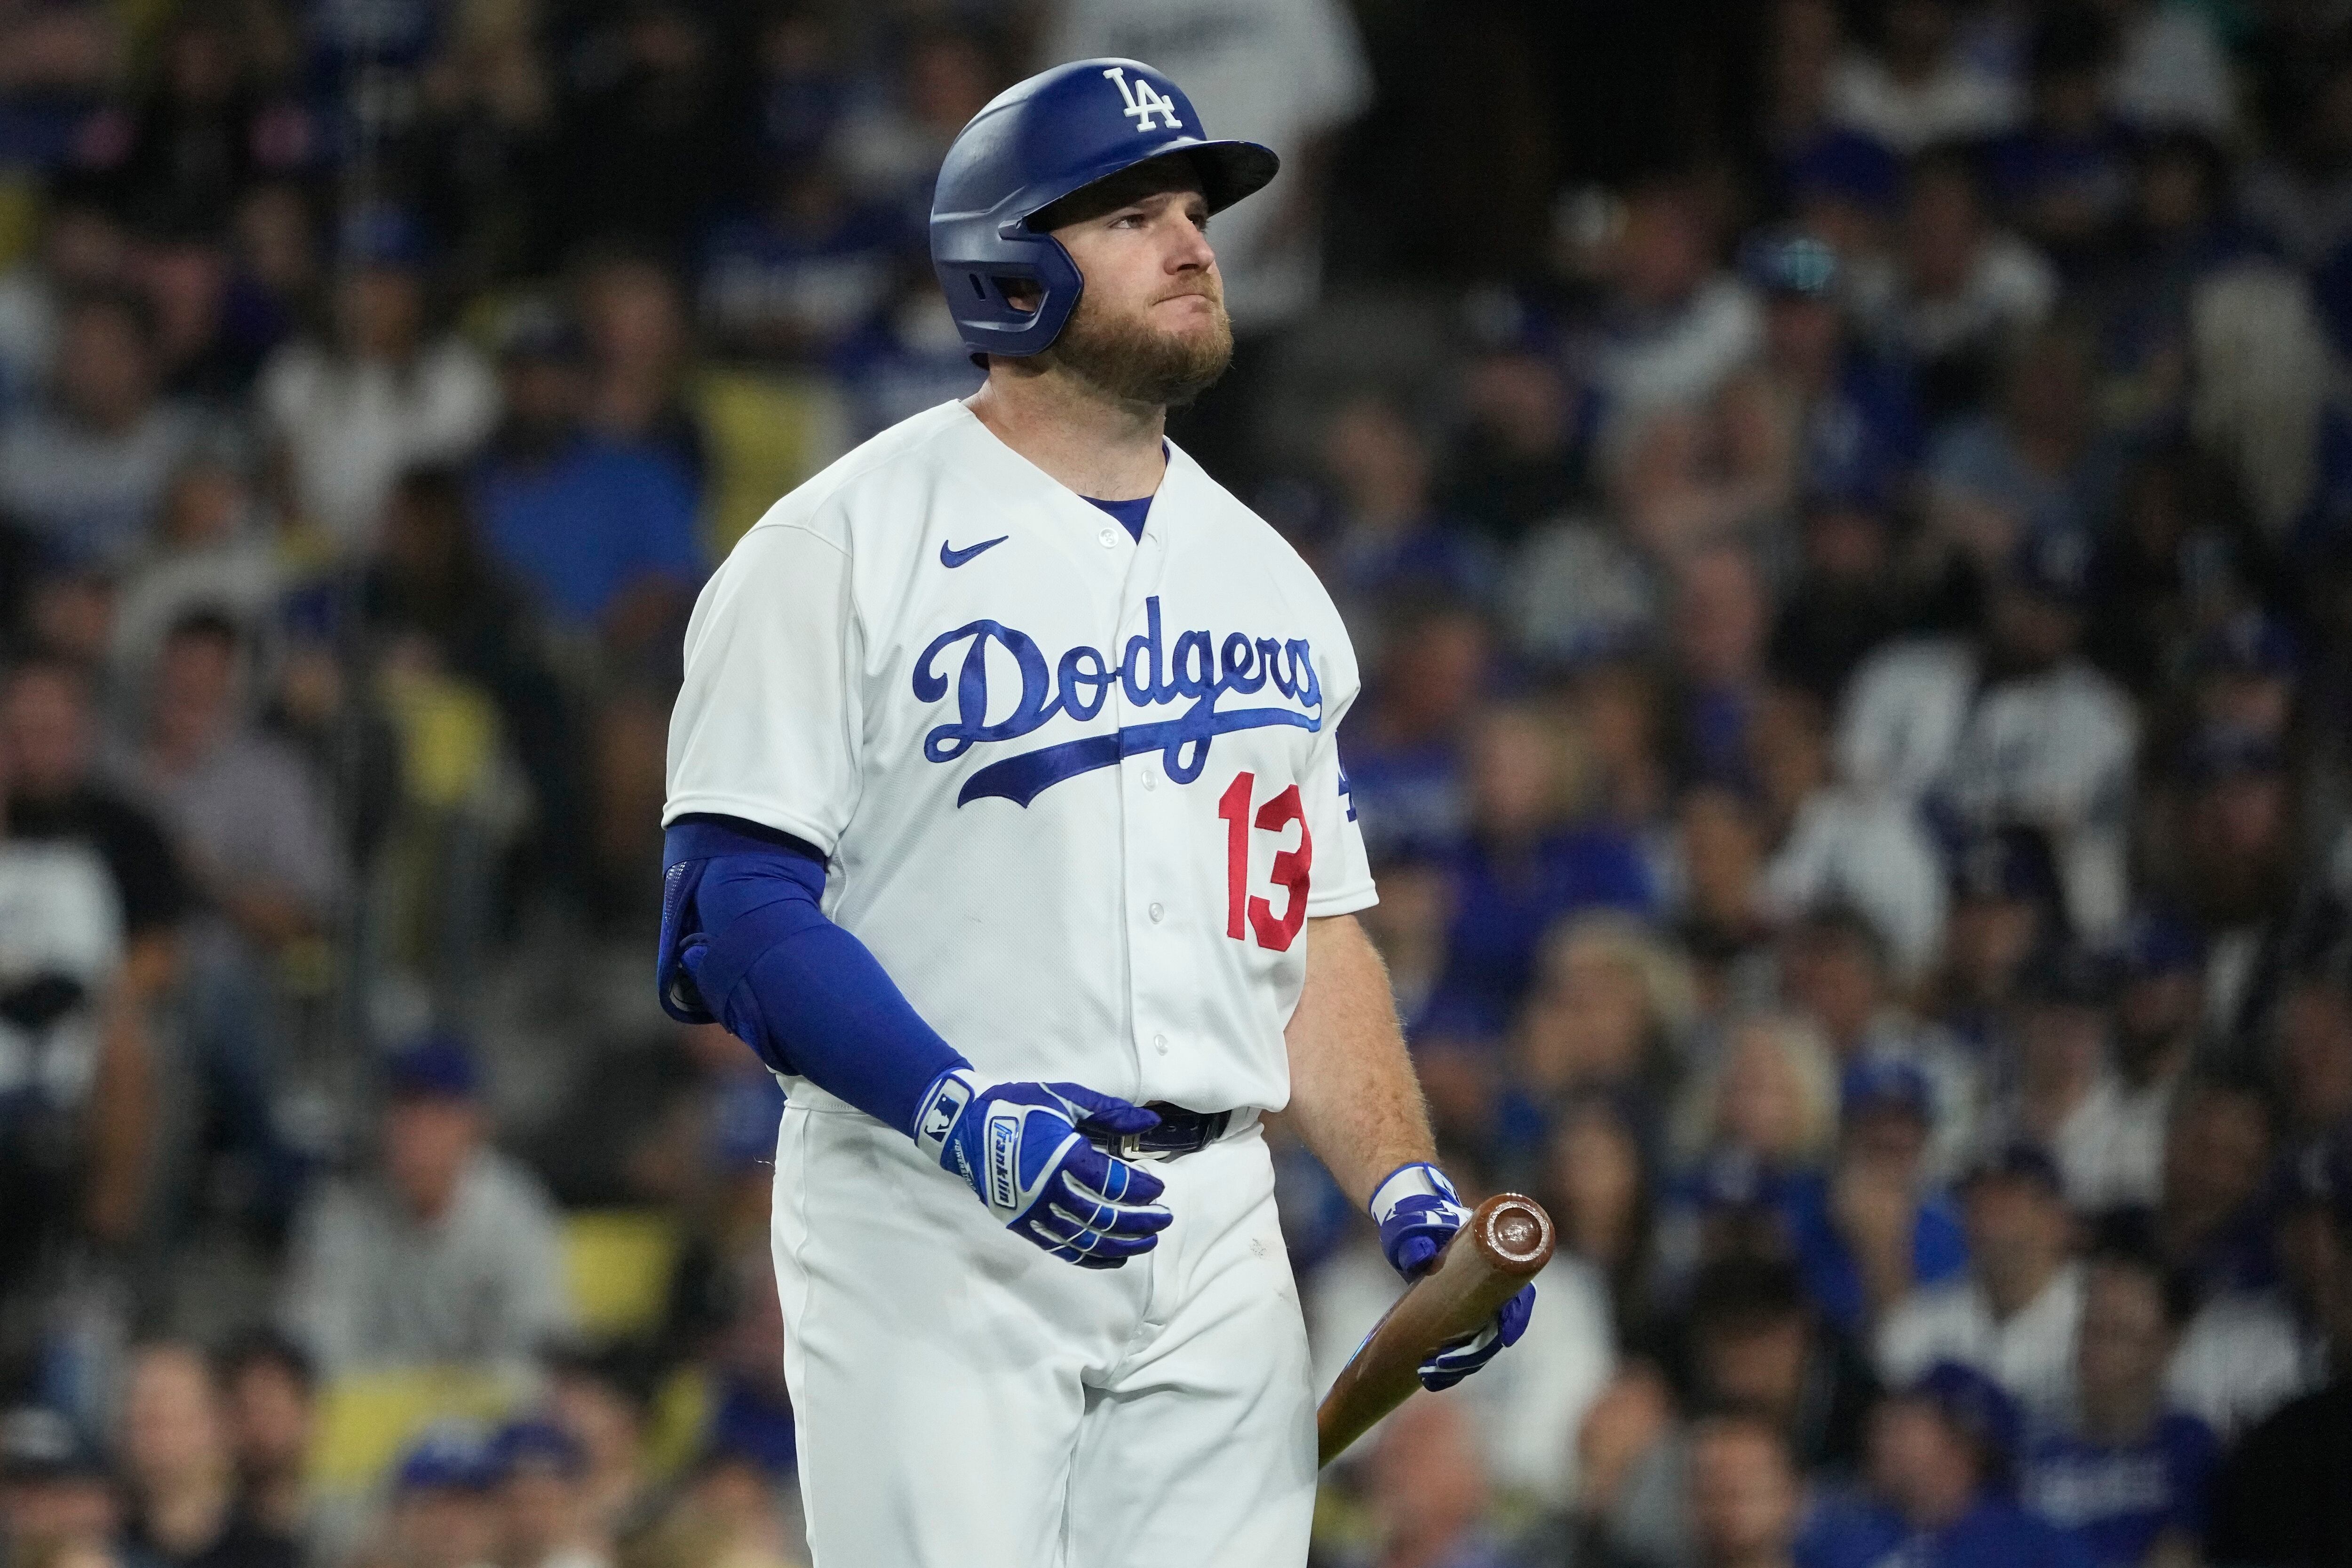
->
xmin=657 ymin=814 xmax=969 ymax=1136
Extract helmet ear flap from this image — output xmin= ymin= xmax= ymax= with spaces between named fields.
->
xmin=930 ymin=232 xmax=1083 ymax=360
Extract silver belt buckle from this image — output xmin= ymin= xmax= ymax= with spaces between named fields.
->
xmin=1110 ymin=1128 xmax=1169 ymax=1164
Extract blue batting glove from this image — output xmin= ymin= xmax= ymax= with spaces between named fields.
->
xmin=1370 ymin=1161 xmax=1472 ymax=1278
xmin=1368 ymin=1162 xmax=1538 ymax=1391
xmin=912 ymin=1069 xmax=1173 ymax=1269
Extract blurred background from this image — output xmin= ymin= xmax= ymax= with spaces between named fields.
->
xmin=5 ymin=0 xmax=2352 ymax=1564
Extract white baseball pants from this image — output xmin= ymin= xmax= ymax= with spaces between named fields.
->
xmin=769 ymin=1100 xmax=1316 ymax=1567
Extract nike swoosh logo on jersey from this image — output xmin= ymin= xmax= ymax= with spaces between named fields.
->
xmin=939 ymin=535 xmax=1009 ymax=568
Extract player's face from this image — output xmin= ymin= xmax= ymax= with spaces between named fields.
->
xmin=1046 ymin=175 xmax=1232 ymax=407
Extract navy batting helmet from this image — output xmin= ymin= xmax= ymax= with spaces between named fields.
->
xmin=930 ymin=58 xmax=1278 ymax=360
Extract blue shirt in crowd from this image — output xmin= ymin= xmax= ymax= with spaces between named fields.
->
xmin=472 ymin=434 xmax=703 ymax=629
xmin=2018 ymin=1412 xmax=2217 ymax=1568
xmin=1422 ymin=826 xmax=1654 ymax=1038
xmin=1800 ymin=1494 xmax=2092 ymax=1568
xmin=1780 ymin=1167 xmax=1970 ymax=1336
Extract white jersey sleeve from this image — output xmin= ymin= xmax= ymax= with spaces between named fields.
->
xmin=664 ymin=519 xmax=864 ymax=852
xmin=1302 ymin=680 xmax=1375 ymax=919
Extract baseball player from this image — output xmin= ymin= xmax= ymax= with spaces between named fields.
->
xmin=656 ymin=58 xmax=1533 ymax=1566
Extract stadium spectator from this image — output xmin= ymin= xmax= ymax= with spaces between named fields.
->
xmin=2167 ymin=1125 xmax=2342 ymax=1443
xmin=0 ymin=190 xmax=129 ymax=419
xmin=373 ymin=1425 xmax=499 ymax=1568
xmin=0 ymin=1405 xmax=121 ymax=1556
xmin=106 ymin=454 xmax=282 ymax=699
xmin=1990 ymin=943 xmax=2139 ymax=1212
xmin=358 ymin=467 xmax=582 ymax=917
xmin=1876 ymin=1142 xmax=2083 ymax=1419
xmin=1755 ymin=698 xmax=1951 ymax=984
xmin=1506 ymin=915 xmax=1695 ymax=1140
xmin=626 ymin=1428 xmax=800 ymax=1568
xmin=1767 ymin=494 xmax=1911 ymax=708
xmin=1779 ymin=1055 xmax=1969 ymax=1337
xmin=1463 ymin=1209 xmax=1617 ymax=1511
xmin=1929 ymin=827 xmax=2065 ymax=1055
xmin=2273 ymin=952 xmax=2352 ymax=1148
xmin=1729 ymin=229 xmax=1921 ymax=518
xmin=1854 ymin=150 xmax=2055 ymax=427
xmin=1425 ymin=705 xmax=1653 ymax=1038
xmin=695 ymin=154 xmax=907 ymax=367
xmin=1827 ymin=0 xmax=2021 ymax=154
xmin=485 ymin=1420 xmax=610 ymax=1568
xmin=116 ymin=1341 xmax=296 ymax=1566
xmin=1584 ymin=176 xmax=1765 ymax=458
xmin=469 ymin=303 xmax=701 ymax=647
xmin=1540 ymin=1094 xmax=1666 ymax=1356
xmin=215 ymin=1332 xmax=312 ymax=1545
xmin=1312 ymin=395 xmax=1495 ymax=658
xmin=1312 ymin=597 xmax=1486 ymax=871
xmin=0 ymin=285 xmax=200 ymax=567
xmin=1672 ymin=1013 xmax=1841 ymax=1180
xmin=1980 ymin=9 xmax=2133 ymax=267
xmin=0 ymin=713 xmax=150 ymax=1424
xmin=1779 ymin=907 xmax=1977 ymax=1158
xmin=278 ymin=1036 xmax=571 ymax=1376
xmin=1443 ymin=307 xmax=1596 ymax=548
xmin=1349 ymin=1395 xmax=1512 ymax=1568
xmin=574 ymin=251 xmax=707 ymax=500
xmin=2101 ymin=0 xmax=2233 ymax=136
xmin=0 ymin=653 xmax=187 ymax=1003
xmin=824 ymin=27 xmax=1000 ymax=235
xmin=540 ymin=1357 xmax=650 ymax=1545
xmin=256 ymin=206 xmax=498 ymax=555
xmin=79 ymin=5 xmax=310 ymax=239
xmin=119 ymin=609 xmax=334 ymax=1228
xmin=1798 ymin=1362 xmax=2085 ymax=1568
xmin=541 ymin=2 xmax=739 ymax=264
xmin=2149 ymin=1075 xmax=2275 ymax=1297
xmin=1837 ymin=524 xmax=2137 ymax=937
xmin=1679 ymin=1256 xmax=1882 ymax=1475
xmin=1688 ymin=1412 xmax=1809 ymax=1568
xmin=2088 ymin=911 xmax=2206 ymax=1206
xmin=2016 ymin=1227 xmax=2216 ymax=1568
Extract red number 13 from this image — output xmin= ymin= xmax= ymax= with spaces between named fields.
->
xmin=1217 ymin=770 xmax=1313 ymax=952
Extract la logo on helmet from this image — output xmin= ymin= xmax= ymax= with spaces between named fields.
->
xmin=1102 ymin=66 xmax=1183 ymax=133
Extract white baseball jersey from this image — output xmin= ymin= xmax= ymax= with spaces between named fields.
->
xmin=668 ymin=399 xmax=1372 ymax=1568
xmin=664 ymin=398 xmax=1377 ymax=1114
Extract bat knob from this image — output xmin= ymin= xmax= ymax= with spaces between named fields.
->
xmin=1475 ymin=1194 xmax=1555 ymax=1272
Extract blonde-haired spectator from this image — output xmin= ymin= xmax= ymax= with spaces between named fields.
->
xmin=1516 ymin=911 xmax=1699 ymax=1107
xmin=1673 ymin=1012 xmax=1843 ymax=1173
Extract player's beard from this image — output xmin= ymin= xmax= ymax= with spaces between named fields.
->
xmin=1051 ymin=282 xmax=1234 ymax=409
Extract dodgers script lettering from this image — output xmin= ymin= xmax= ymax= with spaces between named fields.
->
xmin=912 ymin=595 xmax=1323 ymax=808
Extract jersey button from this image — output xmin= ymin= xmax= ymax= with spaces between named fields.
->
xmin=1152 ymin=1034 xmax=1168 ymax=1054
xmin=1142 ymin=768 xmax=1157 ymax=791
xmin=1097 ymin=527 xmax=1118 ymax=547
xmin=1148 ymin=902 xmax=1164 ymax=923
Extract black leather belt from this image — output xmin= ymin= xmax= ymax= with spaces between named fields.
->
xmin=1096 ymin=1102 xmax=1234 ymax=1162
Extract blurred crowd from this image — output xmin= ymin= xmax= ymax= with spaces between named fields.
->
xmin=6 ymin=0 xmax=2352 ymax=1564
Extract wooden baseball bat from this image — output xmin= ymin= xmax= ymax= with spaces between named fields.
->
xmin=1316 ymin=1192 xmax=1556 ymax=1467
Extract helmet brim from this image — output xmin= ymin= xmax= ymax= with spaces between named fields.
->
xmin=1015 ymin=139 xmax=1280 ymax=232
